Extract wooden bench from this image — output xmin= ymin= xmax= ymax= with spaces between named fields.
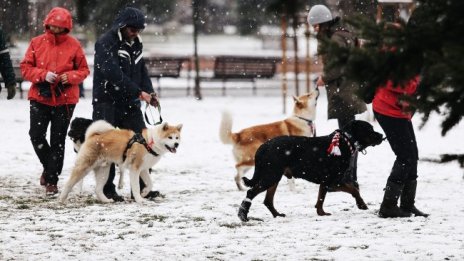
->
xmin=0 ymin=65 xmax=24 ymax=99
xmin=209 ymin=55 xmax=281 ymax=96
xmin=145 ymin=56 xmax=191 ymax=96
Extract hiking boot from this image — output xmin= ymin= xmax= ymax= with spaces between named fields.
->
xmin=45 ymin=184 xmax=58 ymax=195
xmin=378 ymin=181 xmax=411 ymax=218
xmin=400 ymin=180 xmax=429 ymax=217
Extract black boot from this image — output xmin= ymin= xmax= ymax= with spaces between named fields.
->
xmin=379 ymin=181 xmax=411 ymax=218
xmin=238 ymin=199 xmax=252 ymax=222
xmin=400 ymin=180 xmax=429 ymax=217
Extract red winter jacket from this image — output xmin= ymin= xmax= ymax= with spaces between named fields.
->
xmin=373 ymin=76 xmax=419 ymax=120
xmin=20 ymin=7 xmax=89 ymax=106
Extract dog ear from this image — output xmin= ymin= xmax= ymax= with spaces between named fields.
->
xmin=292 ymin=95 xmax=301 ymax=104
xmin=176 ymin=124 xmax=183 ymax=131
xmin=162 ymin=122 xmax=169 ymax=131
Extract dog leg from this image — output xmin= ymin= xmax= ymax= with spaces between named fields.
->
xmin=59 ymin=162 xmax=93 ymax=203
xmin=139 ymin=169 xmax=152 ymax=198
xmin=238 ymin=184 xmax=267 ymax=222
xmin=235 ymin=166 xmax=250 ymax=191
xmin=315 ymin=184 xmax=331 ymax=216
xmin=76 ymin=179 xmax=84 ymax=194
xmin=337 ymin=183 xmax=368 ymax=210
xmin=264 ymin=183 xmax=286 ymax=218
xmin=117 ymin=167 xmax=124 ymax=189
xmin=94 ymin=166 xmax=114 ymax=203
xmin=129 ymin=170 xmax=146 ymax=203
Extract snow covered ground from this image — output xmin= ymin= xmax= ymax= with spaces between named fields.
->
xmin=0 ymin=89 xmax=463 ymax=260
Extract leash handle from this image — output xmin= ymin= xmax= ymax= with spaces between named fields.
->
xmin=144 ymin=102 xmax=163 ymax=126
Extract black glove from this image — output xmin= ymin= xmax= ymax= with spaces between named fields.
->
xmin=150 ymin=93 xmax=160 ymax=107
xmin=54 ymin=82 xmax=68 ymax=97
xmin=6 ymin=82 xmax=16 ymax=100
xmin=36 ymin=82 xmax=52 ymax=98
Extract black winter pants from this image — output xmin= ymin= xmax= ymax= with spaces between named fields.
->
xmin=29 ymin=101 xmax=75 ymax=185
xmin=93 ymin=102 xmax=146 ymax=194
xmin=375 ymin=112 xmax=418 ymax=184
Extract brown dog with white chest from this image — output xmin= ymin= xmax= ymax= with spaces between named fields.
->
xmin=219 ymin=91 xmax=319 ymax=190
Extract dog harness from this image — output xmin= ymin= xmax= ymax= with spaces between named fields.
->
xmin=123 ymin=133 xmax=159 ymax=161
xmin=297 ymin=116 xmax=316 ymax=137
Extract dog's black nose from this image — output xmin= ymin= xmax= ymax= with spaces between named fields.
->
xmin=174 ymin=143 xmax=179 ymax=148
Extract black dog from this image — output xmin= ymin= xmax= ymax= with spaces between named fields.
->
xmin=67 ymin=117 xmax=93 ymax=152
xmin=238 ymin=120 xmax=384 ymax=222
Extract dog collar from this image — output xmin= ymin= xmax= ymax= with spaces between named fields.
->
xmin=340 ymin=131 xmax=363 ymax=152
xmin=296 ymin=116 xmax=316 ymax=137
xmin=123 ymin=133 xmax=159 ymax=162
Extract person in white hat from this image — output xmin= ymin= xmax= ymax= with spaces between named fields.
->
xmin=308 ymin=4 xmax=367 ymax=191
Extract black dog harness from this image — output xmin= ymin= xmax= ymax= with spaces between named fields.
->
xmin=297 ymin=116 xmax=316 ymax=137
xmin=123 ymin=133 xmax=159 ymax=162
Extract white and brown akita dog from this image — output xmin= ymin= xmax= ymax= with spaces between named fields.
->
xmin=219 ymin=91 xmax=319 ymax=190
xmin=60 ymin=120 xmax=182 ymax=203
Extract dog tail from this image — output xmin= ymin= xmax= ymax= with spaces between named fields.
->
xmin=242 ymin=177 xmax=256 ymax=187
xmin=85 ymin=120 xmax=115 ymax=139
xmin=219 ymin=111 xmax=237 ymax=144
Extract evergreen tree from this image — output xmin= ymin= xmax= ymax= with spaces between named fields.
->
xmin=321 ymin=0 xmax=464 ymax=166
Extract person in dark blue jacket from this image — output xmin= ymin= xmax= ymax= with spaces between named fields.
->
xmin=92 ymin=7 xmax=159 ymax=201
xmin=0 ymin=28 xmax=16 ymax=100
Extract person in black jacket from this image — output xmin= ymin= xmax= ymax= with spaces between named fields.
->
xmin=0 ymin=28 xmax=16 ymax=100
xmin=92 ymin=7 xmax=159 ymax=201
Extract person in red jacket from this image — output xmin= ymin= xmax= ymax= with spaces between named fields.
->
xmin=374 ymin=76 xmax=429 ymax=218
xmin=20 ymin=7 xmax=90 ymax=195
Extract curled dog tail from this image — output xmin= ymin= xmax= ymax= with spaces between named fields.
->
xmin=85 ymin=120 xmax=114 ymax=139
xmin=219 ymin=111 xmax=238 ymax=144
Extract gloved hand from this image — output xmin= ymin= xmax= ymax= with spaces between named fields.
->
xmin=6 ymin=82 xmax=16 ymax=100
xmin=150 ymin=93 xmax=160 ymax=107
xmin=45 ymin=72 xmax=57 ymax=83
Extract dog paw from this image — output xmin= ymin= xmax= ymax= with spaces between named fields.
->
xmin=238 ymin=209 xmax=249 ymax=222
xmin=317 ymin=210 xmax=332 ymax=216
xmin=134 ymin=198 xmax=148 ymax=204
xmin=140 ymin=188 xmax=150 ymax=198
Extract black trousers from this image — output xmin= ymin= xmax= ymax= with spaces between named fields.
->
xmin=375 ymin=112 xmax=418 ymax=184
xmin=29 ymin=101 xmax=75 ymax=185
xmin=93 ymin=102 xmax=146 ymax=194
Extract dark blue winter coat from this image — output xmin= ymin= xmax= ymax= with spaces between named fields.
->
xmin=92 ymin=7 xmax=153 ymax=107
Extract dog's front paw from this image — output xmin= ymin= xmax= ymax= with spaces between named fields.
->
xmin=134 ymin=197 xmax=148 ymax=204
xmin=273 ymin=213 xmax=286 ymax=218
xmin=100 ymin=198 xmax=114 ymax=203
xmin=140 ymin=188 xmax=150 ymax=198
xmin=357 ymin=202 xmax=368 ymax=210
xmin=238 ymin=208 xmax=249 ymax=222
xmin=316 ymin=209 xmax=332 ymax=216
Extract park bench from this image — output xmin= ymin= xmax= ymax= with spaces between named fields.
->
xmin=145 ymin=56 xmax=190 ymax=96
xmin=208 ymin=55 xmax=281 ymax=96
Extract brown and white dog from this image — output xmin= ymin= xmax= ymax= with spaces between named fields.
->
xmin=60 ymin=120 xmax=182 ymax=203
xmin=219 ymin=91 xmax=319 ymax=190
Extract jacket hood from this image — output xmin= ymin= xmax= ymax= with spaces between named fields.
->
xmin=113 ymin=7 xmax=146 ymax=30
xmin=44 ymin=7 xmax=73 ymax=33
